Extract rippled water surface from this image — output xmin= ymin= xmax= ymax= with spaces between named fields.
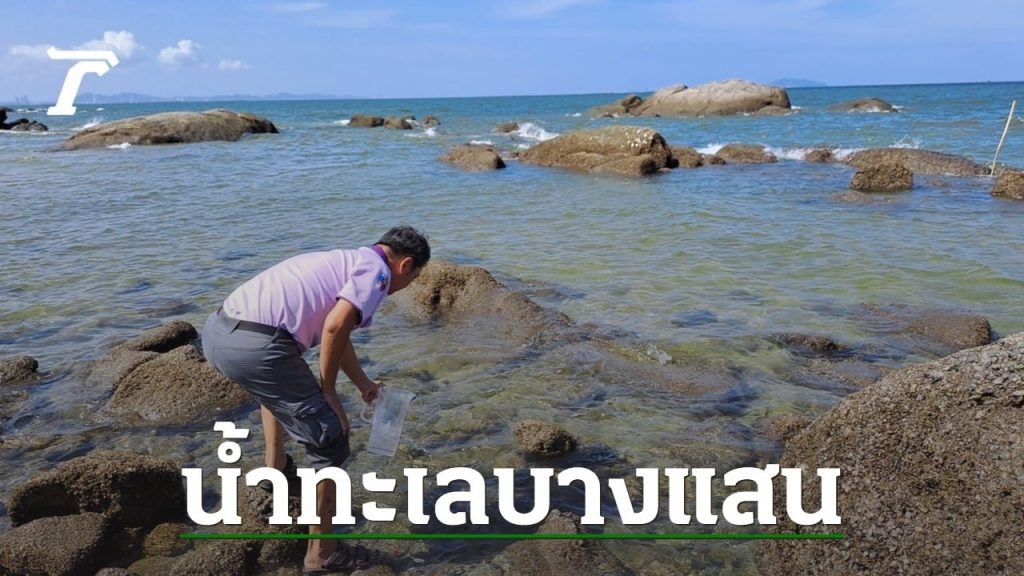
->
xmin=2 ymin=82 xmax=1023 ymax=573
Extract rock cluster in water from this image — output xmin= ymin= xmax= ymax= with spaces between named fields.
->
xmin=828 ymin=97 xmax=898 ymax=113
xmin=588 ymin=79 xmax=791 ymax=117
xmin=0 ymin=107 xmax=48 ymax=132
xmin=347 ymin=114 xmax=439 ymax=129
xmin=55 ymin=109 xmax=278 ymax=150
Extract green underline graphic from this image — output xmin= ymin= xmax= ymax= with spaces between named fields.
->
xmin=180 ymin=532 xmax=844 ymax=541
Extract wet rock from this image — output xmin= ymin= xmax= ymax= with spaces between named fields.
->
xmin=858 ymin=304 xmax=993 ymax=353
xmin=497 ymin=120 xmax=520 ymax=133
xmin=6 ymin=118 xmax=49 ymax=132
xmin=513 ymin=420 xmax=577 ymax=456
xmin=628 ymin=79 xmax=790 ymax=117
xmin=831 ymin=190 xmax=895 ymax=205
xmin=669 ymin=145 xmax=703 ymax=168
xmin=716 ymin=143 xmax=777 ymax=164
xmin=828 ymin=97 xmax=898 ymax=112
xmin=753 ymin=105 xmax=792 ymax=116
xmin=0 ymin=107 xmax=6 ymax=124
xmin=88 ymin=347 xmax=160 ymax=389
xmin=56 ymin=109 xmax=278 ymax=150
xmin=488 ymin=510 xmax=630 ymax=575
xmin=587 ymin=93 xmax=644 ymax=117
xmin=671 ymin=309 xmax=718 ymax=327
xmin=143 ymin=522 xmax=194 ymax=557
xmin=169 ymin=541 xmax=256 ymax=576
xmin=759 ymin=332 xmax=1024 ymax=576
xmin=0 ymin=355 xmax=40 ymax=385
xmin=422 ymin=115 xmax=441 ymax=126
xmin=106 ymin=344 xmax=251 ymax=425
xmin=8 ymin=451 xmax=185 ymax=529
xmin=122 ymin=320 xmax=199 ymax=353
xmin=850 ymin=162 xmax=913 ymax=191
xmin=772 ymin=333 xmax=846 ymax=356
xmin=805 ymin=148 xmax=835 ymax=163
xmin=701 ymin=153 xmax=726 ymax=165
xmin=519 ymin=126 xmax=674 ymax=176
xmin=127 ymin=556 xmax=178 ymax=576
xmin=96 ymin=569 xmax=134 ymax=576
xmin=349 ymin=114 xmax=385 ymax=127
xmin=991 ymin=169 xmax=1024 ymax=200
xmin=844 ymin=148 xmax=987 ymax=176
xmin=440 ymin=144 xmax=506 ymax=171
xmin=0 ymin=512 xmax=110 ymax=576
xmin=384 ymin=116 xmax=414 ymax=130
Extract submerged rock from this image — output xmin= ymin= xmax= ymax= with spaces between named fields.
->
xmin=857 ymin=304 xmax=993 ymax=353
xmin=716 ymin=143 xmax=777 ymax=164
xmin=513 ymin=420 xmax=577 ymax=456
xmin=850 ymin=162 xmax=913 ymax=191
xmin=759 ymin=332 xmax=1024 ymax=576
xmin=0 ymin=355 xmax=40 ymax=385
xmin=488 ymin=510 xmax=630 ymax=575
xmin=630 ymin=79 xmax=790 ymax=117
xmin=843 ymin=148 xmax=987 ymax=176
xmin=440 ymin=144 xmax=506 ymax=171
xmin=8 ymin=450 xmax=185 ymax=529
xmin=497 ymin=120 xmax=520 ymax=133
xmin=772 ymin=333 xmax=847 ymax=356
xmin=519 ymin=126 xmax=674 ymax=176
xmin=828 ymin=97 xmax=898 ymax=113
xmin=0 ymin=512 xmax=110 ymax=576
xmin=56 ymin=109 xmax=278 ymax=150
xmin=422 ymin=115 xmax=441 ymax=127
xmin=991 ymin=169 xmax=1024 ymax=200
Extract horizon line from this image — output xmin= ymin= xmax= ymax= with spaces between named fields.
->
xmin=4 ymin=79 xmax=1023 ymax=106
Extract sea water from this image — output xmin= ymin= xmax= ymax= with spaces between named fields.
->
xmin=1 ymin=82 xmax=1023 ymax=573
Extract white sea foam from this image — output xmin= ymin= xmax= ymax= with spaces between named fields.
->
xmin=696 ymin=142 xmax=726 ymax=155
xmin=74 ymin=117 xmax=103 ymax=131
xmin=791 ymin=105 xmax=804 ymax=110
xmin=565 ymin=112 xmax=582 ymax=117
xmin=512 ymin=122 xmax=558 ymax=142
xmin=107 ymin=142 xmax=131 ymax=150
xmin=765 ymin=146 xmax=815 ymax=161
xmin=891 ymin=135 xmax=921 ymax=149
xmin=405 ymin=127 xmax=438 ymax=139
xmin=469 ymin=139 xmax=493 ymax=145
xmin=516 ymin=143 xmax=530 ymax=150
xmin=96 ymin=107 xmax=105 ymax=111
xmin=15 ymin=107 xmax=44 ymax=113
xmin=832 ymin=147 xmax=862 ymax=161
xmin=333 ymin=119 xmax=351 ymax=126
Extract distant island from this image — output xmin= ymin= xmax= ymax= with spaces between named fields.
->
xmin=769 ymin=78 xmax=828 ymax=88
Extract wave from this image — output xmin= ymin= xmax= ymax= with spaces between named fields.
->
xmin=107 ymin=142 xmax=131 ymax=150
xmin=16 ymin=107 xmax=45 ymax=113
xmin=696 ymin=142 xmax=726 ymax=155
xmin=405 ymin=127 xmax=438 ymax=139
xmin=469 ymin=139 xmax=493 ymax=145
xmin=891 ymin=135 xmax=921 ymax=149
xmin=332 ymin=119 xmax=351 ymax=126
xmin=73 ymin=117 xmax=103 ymax=131
xmin=762 ymin=146 xmax=864 ymax=161
xmin=565 ymin=112 xmax=582 ymax=117
xmin=511 ymin=122 xmax=558 ymax=142
xmin=96 ymin=107 xmax=105 ymax=111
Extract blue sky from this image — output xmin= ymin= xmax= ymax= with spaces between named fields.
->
xmin=3 ymin=0 xmax=1022 ymax=101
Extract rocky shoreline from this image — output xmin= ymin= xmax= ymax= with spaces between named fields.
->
xmin=1 ymin=261 xmax=1018 ymax=575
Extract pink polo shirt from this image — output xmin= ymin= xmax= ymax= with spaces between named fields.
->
xmin=221 ymin=247 xmax=390 ymax=351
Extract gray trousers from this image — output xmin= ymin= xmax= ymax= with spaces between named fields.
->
xmin=202 ymin=309 xmax=349 ymax=469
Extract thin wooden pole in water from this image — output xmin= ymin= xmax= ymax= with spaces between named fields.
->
xmin=990 ymin=100 xmax=1017 ymax=176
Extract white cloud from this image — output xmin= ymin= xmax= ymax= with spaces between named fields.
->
xmin=266 ymin=2 xmax=325 ymax=13
xmin=219 ymin=59 xmax=249 ymax=71
xmin=496 ymin=0 xmax=600 ymax=20
xmin=77 ymin=30 xmax=141 ymax=59
xmin=158 ymin=39 xmax=201 ymax=66
xmin=8 ymin=44 xmax=53 ymax=60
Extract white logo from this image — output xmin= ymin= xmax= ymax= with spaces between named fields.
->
xmin=46 ymin=47 xmax=119 ymax=116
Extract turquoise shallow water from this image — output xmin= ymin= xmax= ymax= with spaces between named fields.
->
xmin=1 ymin=82 xmax=1023 ymax=572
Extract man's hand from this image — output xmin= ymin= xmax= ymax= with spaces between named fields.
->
xmin=332 ymin=403 xmax=351 ymax=436
xmin=360 ymin=379 xmax=384 ymax=403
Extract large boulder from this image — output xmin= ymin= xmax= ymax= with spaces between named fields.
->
xmin=828 ymin=97 xmax=898 ymax=112
xmin=513 ymin=420 xmax=577 ymax=456
xmin=348 ymin=114 xmax=385 ymax=127
xmin=383 ymin=116 xmax=413 ymax=130
xmin=843 ymin=148 xmax=986 ymax=176
xmin=991 ymin=169 xmax=1024 ymax=200
xmin=8 ymin=451 xmax=185 ymax=529
xmin=120 ymin=320 xmax=198 ymax=354
xmin=1 ymin=355 xmax=40 ymax=386
xmin=0 ymin=513 xmax=110 ymax=576
xmin=587 ymin=93 xmax=644 ymax=117
xmin=169 ymin=542 xmax=256 ymax=576
xmin=440 ymin=144 xmax=506 ymax=171
xmin=759 ymin=332 xmax=1024 ymax=576
xmin=669 ymin=145 xmax=703 ymax=168
xmin=850 ymin=162 xmax=913 ymax=192
xmin=56 ymin=109 xmax=278 ymax=150
xmin=716 ymin=143 xmax=777 ymax=164
xmin=105 ymin=344 xmax=250 ymax=424
xmin=632 ymin=79 xmax=791 ymax=117
xmin=519 ymin=126 xmax=674 ymax=176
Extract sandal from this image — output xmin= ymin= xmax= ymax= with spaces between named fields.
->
xmin=302 ymin=542 xmax=383 ymax=575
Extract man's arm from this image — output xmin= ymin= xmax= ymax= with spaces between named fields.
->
xmin=320 ymin=299 xmax=381 ymax=432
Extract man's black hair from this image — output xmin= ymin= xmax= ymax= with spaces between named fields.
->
xmin=377 ymin=226 xmax=430 ymax=268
